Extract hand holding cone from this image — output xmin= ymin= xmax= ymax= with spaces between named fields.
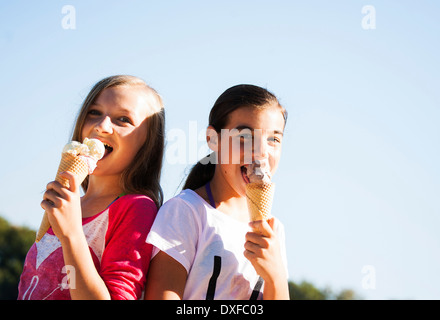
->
xmin=35 ymin=138 xmax=105 ymax=242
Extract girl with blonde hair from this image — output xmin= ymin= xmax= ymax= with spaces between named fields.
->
xmin=19 ymin=75 xmax=165 ymax=300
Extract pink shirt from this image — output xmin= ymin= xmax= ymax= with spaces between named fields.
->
xmin=18 ymin=194 xmax=157 ymax=300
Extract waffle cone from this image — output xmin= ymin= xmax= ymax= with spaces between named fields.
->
xmin=245 ymin=182 xmax=275 ymax=222
xmin=35 ymin=153 xmax=89 ymax=242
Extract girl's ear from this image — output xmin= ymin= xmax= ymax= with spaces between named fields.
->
xmin=206 ymin=126 xmax=219 ymax=152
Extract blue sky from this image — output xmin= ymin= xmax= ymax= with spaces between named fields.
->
xmin=1 ymin=1 xmax=439 ymax=299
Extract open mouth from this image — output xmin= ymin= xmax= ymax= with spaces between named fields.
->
xmin=103 ymin=143 xmax=113 ymax=158
xmin=241 ymin=166 xmax=250 ymax=184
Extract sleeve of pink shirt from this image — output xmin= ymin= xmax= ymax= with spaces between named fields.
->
xmin=100 ymin=194 xmax=157 ymax=300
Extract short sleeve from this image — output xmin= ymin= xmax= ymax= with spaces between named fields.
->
xmin=100 ymin=195 xmax=157 ymax=300
xmin=146 ymin=197 xmax=200 ymax=273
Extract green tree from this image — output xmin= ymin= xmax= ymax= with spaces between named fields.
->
xmin=289 ymin=280 xmax=328 ymax=300
xmin=335 ymin=289 xmax=361 ymax=300
xmin=0 ymin=215 xmax=35 ymax=299
xmin=288 ymin=280 xmax=361 ymax=300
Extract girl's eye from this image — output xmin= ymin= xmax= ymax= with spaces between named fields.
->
xmin=87 ymin=109 xmax=101 ymax=116
xmin=236 ymin=128 xmax=253 ymax=141
xmin=118 ymin=116 xmax=132 ymax=124
xmin=268 ymin=136 xmax=282 ymax=144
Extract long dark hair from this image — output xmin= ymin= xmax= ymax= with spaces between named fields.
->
xmin=182 ymin=84 xmax=287 ymax=191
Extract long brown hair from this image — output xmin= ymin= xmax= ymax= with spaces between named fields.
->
xmin=182 ymin=84 xmax=287 ymax=191
xmin=71 ymin=75 xmax=165 ymax=207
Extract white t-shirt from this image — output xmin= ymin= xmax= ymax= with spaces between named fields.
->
xmin=146 ymin=189 xmax=288 ymax=300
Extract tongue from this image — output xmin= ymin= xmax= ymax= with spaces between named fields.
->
xmin=104 ymin=147 xmax=112 ymax=157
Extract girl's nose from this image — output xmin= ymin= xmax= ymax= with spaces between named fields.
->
xmin=94 ymin=116 xmax=113 ymax=134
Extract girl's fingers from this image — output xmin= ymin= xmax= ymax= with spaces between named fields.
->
xmin=42 ymin=188 xmax=61 ymax=206
xmin=40 ymin=193 xmax=61 ymax=212
xmin=248 ymin=219 xmax=274 ymax=237
xmin=245 ymin=231 xmax=270 ymax=249
xmin=244 ymin=239 xmax=264 ymax=255
xmin=42 ymin=177 xmax=74 ymax=211
xmin=45 ymin=171 xmax=80 ymax=199
xmin=46 ymin=180 xmax=62 ymax=192
xmin=58 ymin=171 xmax=81 ymax=193
xmin=45 ymin=181 xmax=70 ymax=202
xmin=46 ymin=180 xmax=69 ymax=196
xmin=245 ymin=218 xmax=277 ymax=257
xmin=40 ymin=199 xmax=53 ymax=211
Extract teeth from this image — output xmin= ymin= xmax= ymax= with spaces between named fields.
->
xmin=103 ymin=143 xmax=113 ymax=152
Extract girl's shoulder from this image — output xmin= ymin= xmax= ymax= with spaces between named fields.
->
xmin=108 ymin=193 xmax=158 ymax=220
xmin=114 ymin=193 xmax=157 ymax=208
xmin=156 ymin=189 xmax=212 ymax=225
xmin=161 ymin=189 xmax=208 ymax=212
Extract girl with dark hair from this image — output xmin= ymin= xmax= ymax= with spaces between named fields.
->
xmin=145 ymin=84 xmax=289 ymax=300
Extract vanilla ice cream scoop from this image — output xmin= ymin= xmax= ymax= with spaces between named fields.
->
xmin=246 ymin=159 xmax=271 ymax=184
xmin=62 ymin=141 xmax=85 ymax=155
xmin=83 ymin=138 xmax=105 ymax=161
xmin=63 ymin=138 xmax=105 ymax=161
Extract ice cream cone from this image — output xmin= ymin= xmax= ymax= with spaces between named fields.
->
xmin=245 ymin=182 xmax=275 ymax=222
xmin=35 ymin=153 xmax=89 ymax=242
